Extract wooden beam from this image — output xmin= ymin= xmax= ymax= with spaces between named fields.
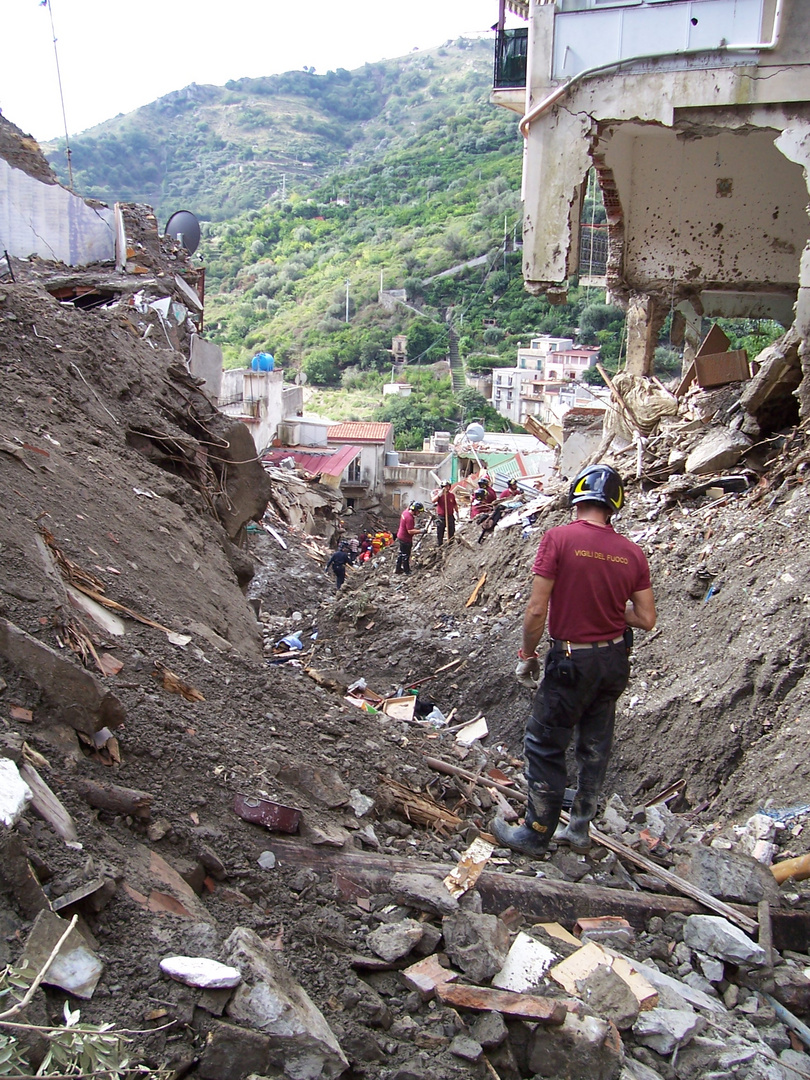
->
xmin=264 ymin=839 xmax=810 ymax=950
xmin=466 ymin=572 xmax=487 ymax=608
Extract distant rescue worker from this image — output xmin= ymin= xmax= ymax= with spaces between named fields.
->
xmin=432 ymin=481 xmax=458 ymax=546
xmin=500 ymin=479 xmax=522 ymax=500
xmin=395 ymin=502 xmax=424 ymax=575
xmin=325 ymin=543 xmax=351 ymax=590
xmin=470 ymin=478 xmax=496 ymax=518
xmin=492 ymin=464 xmax=656 ymax=858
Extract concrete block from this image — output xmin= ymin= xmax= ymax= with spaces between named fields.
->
xmin=685 ymin=428 xmax=752 ymax=475
xmin=22 ymin=910 xmax=103 ymax=1000
xmin=222 ymin=926 xmax=348 ymax=1078
xmin=492 ymin=931 xmax=557 ymax=992
xmin=577 ymin=963 xmax=640 ymax=1031
xmin=632 ymin=1007 xmax=706 ymax=1054
xmin=675 ymin=844 xmax=780 ymax=905
xmin=683 ymin=915 xmax=767 ymax=967
xmin=442 ymin=910 xmax=510 ymax=983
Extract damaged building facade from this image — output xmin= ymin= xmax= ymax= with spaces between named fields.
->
xmin=493 ymin=0 xmax=810 ymax=421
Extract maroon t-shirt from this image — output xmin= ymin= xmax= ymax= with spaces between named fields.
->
xmin=397 ymin=509 xmax=416 ymax=542
xmin=532 ymin=520 xmax=651 ymax=642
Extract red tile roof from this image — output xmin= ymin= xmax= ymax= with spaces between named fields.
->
xmin=326 ymin=422 xmax=392 ymax=443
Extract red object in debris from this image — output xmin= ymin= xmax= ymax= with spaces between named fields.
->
xmin=233 ymin=794 xmax=301 ymax=834
xmin=573 ymin=915 xmax=632 ymax=938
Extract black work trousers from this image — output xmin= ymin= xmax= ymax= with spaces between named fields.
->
xmin=436 ymin=516 xmax=455 ymax=545
xmin=524 ymin=640 xmax=630 ymax=839
xmin=395 ymin=540 xmax=413 ymax=574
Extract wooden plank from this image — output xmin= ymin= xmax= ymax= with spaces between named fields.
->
xmin=17 ymin=763 xmax=79 ymax=842
xmin=465 ymin=572 xmax=487 ymax=608
xmin=437 ymin=983 xmax=567 ymax=1024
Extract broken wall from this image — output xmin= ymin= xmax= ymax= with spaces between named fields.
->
xmin=0 ymin=157 xmax=115 ymax=266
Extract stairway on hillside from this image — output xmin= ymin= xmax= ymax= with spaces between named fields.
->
xmin=448 ymin=328 xmax=465 ymax=394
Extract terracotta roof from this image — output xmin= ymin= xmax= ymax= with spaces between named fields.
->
xmin=262 ymin=443 xmax=362 ymax=478
xmin=326 ymin=422 xmax=392 ymax=443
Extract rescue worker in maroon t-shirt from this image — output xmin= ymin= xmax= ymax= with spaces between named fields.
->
xmin=395 ymin=502 xmax=424 ymax=575
xmin=492 ymin=464 xmax=656 ymax=858
xmin=470 ymin=476 xmax=496 ymax=518
xmin=432 ymin=482 xmax=458 ymax=546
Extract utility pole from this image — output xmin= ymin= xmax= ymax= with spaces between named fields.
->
xmin=345 ymin=280 xmax=350 ymax=323
xmin=281 ymin=174 xmax=286 ymax=200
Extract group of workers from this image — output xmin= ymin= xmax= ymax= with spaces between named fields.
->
xmin=325 ymin=530 xmax=394 ymax=589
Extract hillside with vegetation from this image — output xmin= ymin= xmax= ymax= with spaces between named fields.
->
xmin=44 ymin=37 xmax=784 ymax=447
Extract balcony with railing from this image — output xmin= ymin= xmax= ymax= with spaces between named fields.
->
xmin=494 ymin=27 xmax=529 ymax=89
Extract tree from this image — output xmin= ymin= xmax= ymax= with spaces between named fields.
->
xmin=302 ymin=349 xmax=340 ymax=385
xmin=407 ymin=318 xmax=446 ymax=362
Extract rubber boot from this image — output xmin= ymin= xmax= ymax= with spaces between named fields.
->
xmin=553 ymin=791 xmax=597 ymax=853
xmin=491 ymin=812 xmax=550 ymax=858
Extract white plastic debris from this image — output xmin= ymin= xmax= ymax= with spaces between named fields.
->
xmin=0 ymin=759 xmax=33 ymax=827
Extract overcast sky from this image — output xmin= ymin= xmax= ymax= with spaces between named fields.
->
xmin=2 ymin=0 xmax=504 ymax=142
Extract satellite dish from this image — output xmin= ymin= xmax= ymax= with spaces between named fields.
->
xmin=466 ymin=422 xmax=485 ymax=443
xmin=164 ymin=210 xmax=201 ymax=255
xmin=295 ymin=371 xmax=308 ymax=386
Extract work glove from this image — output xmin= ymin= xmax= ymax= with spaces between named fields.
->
xmin=515 ymin=651 xmax=540 ymax=688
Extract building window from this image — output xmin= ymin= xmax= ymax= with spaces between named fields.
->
xmin=348 ymin=455 xmax=362 ymax=482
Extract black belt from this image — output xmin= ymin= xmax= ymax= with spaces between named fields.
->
xmin=551 ymin=636 xmax=624 ymax=651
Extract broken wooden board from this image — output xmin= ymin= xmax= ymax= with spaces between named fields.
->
xmin=17 ymin=762 xmax=78 ymax=842
xmin=437 ymin=983 xmax=566 ymax=1024
xmin=465 ymin=572 xmax=487 ymax=608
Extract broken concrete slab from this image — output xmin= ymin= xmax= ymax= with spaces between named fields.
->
xmin=685 ymin=427 xmax=752 ymax=475
xmin=390 ymin=871 xmax=458 ymax=916
xmin=632 ymin=1007 xmax=706 ymax=1054
xmin=683 ymin=914 xmax=768 ymax=966
xmin=159 ymin=955 xmax=242 ymax=989
xmin=222 ymin=925 xmax=349 ymax=1078
xmin=366 ymin=919 xmax=425 ymax=962
xmin=22 ymin=909 xmax=103 ymax=999
xmin=526 ymin=1012 xmax=625 ymax=1080
xmin=0 ymin=758 xmax=32 ymax=827
xmin=0 ymin=617 xmax=125 ymax=734
xmin=442 ymin=910 xmax=510 ymax=983
xmin=577 ymin=964 xmax=641 ymax=1031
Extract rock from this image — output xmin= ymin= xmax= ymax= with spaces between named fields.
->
xmin=771 ymin=965 xmax=810 ymax=1014
xmin=492 ymin=931 xmax=558 ymax=992
xmin=442 ymin=910 xmax=510 ymax=983
xmin=450 ymin=1034 xmax=483 ymax=1062
xmin=21 ymin=910 xmax=103 ymax=1000
xmin=682 ymin=971 xmax=717 ymax=998
xmin=277 ymin=763 xmax=350 ymax=808
xmin=780 ymin=1048 xmax=810 ymax=1077
xmin=390 ymin=872 xmax=458 ymax=916
xmin=632 ymin=1007 xmax=706 ymax=1054
xmin=577 ymin=964 xmax=641 ymax=1031
xmin=683 ymin=915 xmax=767 ymax=967
xmin=159 ymin=955 xmax=242 ymax=989
xmin=635 ymin=959 xmax=726 ymax=1013
xmin=348 ymin=789 xmax=375 ymax=817
xmin=221 ymin=926 xmax=348 ymax=1078
xmin=685 ymin=427 xmax=752 ymax=474
xmin=675 ymin=845 xmax=780 ymax=905
xmin=644 ymin=805 xmax=683 ymax=845
xmin=620 ymin=1059 xmax=667 ymax=1080
xmin=470 ymin=1010 xmax=508 ymax=1048
xmin=198 ymin=1020 xmax=274 ymax=1080
xmin=527 ymin=1012 xmax=624 ymax=1080
xmin=367 ymin=920 xmax=424 ymax=962
xmin=695 ymin=952 xmax=725 ymax=983
xmin=340 ymin=1029 xmax=386 ymax=1064
xmin=602 ymin=805 xmax=630 ymax=836
xmin=412 ymin=921 xmax=443 ymax=957
xmin=0 ymin=759 xmax=31 ymax=827
xmin=257 ymin=851 xmax=276 ymax=870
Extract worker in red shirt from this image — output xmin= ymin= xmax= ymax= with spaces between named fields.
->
xmin=470 ymin=477 xmax=496 ymax=518
xmin=432 ymin=482 xmax=458 ymax=546
xmin=492 ymin=464 xmax=656 ymax=858
xmin=499 ymin=479 xmax=522 ymax=500
xmin=395 ymin=502 xmax=424 ymax=575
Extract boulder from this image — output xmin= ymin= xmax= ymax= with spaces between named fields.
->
xmin=442 ymin=910 xmax=510 ymax=983
xmin=683 ymin=915 xmax=767 ymax=967
xmin=221 ymin=926 xmax=348 ymax=1078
